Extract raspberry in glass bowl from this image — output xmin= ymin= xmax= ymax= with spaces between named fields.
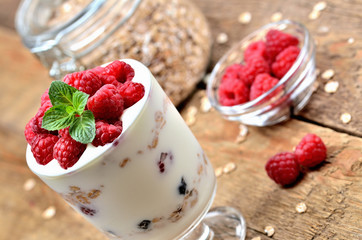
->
xmin=207 ymin=20 xmax=316 ymax=126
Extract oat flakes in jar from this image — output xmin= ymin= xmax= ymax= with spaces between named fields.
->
xmin=15 ymin=0 xmax=212 ymax=105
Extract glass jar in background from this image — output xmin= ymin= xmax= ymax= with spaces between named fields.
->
xmin=15 ymin=0 xmax=212 ymax=105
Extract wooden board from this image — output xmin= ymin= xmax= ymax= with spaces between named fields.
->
xmin=3 ymin=0 xmax=362 ymax=136
xmin=192 ymin=0 xmax=362 ymax=136
xmin=182 ymin=91 xmax=362 ymax=239
xmin=0 ymin=0 xmax=362 ymax=239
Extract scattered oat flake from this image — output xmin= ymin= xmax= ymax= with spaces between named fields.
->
xmin=42 ymin=206 xmax=56 ymax=219
xmin=347 ymin=37 xmax=355 ymax=44
xmin=200 ymin=96 xmax=212 ymax=113
xmin=264 ymin=225 xmax=275 ymax=237
xmin=215 ymin=167 xmax=223 ymax=177
xmin=223 ymin=162 xmax=237 ymax=174
xmin=271 ymin=12 xmax=283 ymax=22
xmin=340 ymin=113 xmax=352 ymax=124
xmin=324 ymin=80 xmax=339 ymax=93
xmin=23 ymin=178 xmax=36 ymax=191
xmin=203 ymin=73 xmax=211 ymax=84
xmin=321 ymin=69 xmax=335 ymax=80
xmin=185 ymin=106 xmax=198 ymax=126
xmin=296 ymin=202 xmax=307 ymax=213
xmin=308 ymin=10 xmax=320 ymax=20
xmin=235 ymin=124 xmax=248 ymax=143
xmin=238 ymin=12 xmax=252 ymax=24
xmin=216 ymin=33 xmax=228 ymax=44
xmin=318 ymin=26 xmax=330 ymax=34
xmin=312 ymin=81 xmax=320 ymax=93
xmin=313 ymin=1 xmax=327 ymax=11
xmin=251 ymin=237 xmax=261 ymax=240
xmin=315 ymin=68 xmax=321 ymax=77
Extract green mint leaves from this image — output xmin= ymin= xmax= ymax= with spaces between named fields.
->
xmin=42 ymin=81 xmax=95 ymax=144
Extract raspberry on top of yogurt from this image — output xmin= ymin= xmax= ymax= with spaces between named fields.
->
xmin=24 ymin=60 xmax=145 ymax=169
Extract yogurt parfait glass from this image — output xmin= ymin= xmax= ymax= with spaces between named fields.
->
xmin=207 ymin=20 xmax=316 ymax=126
xmin=26 ymin=59 xmax=246 ymax=239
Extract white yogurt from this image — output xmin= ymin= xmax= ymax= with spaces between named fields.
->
xmin=26 ymin=59 xmax=216 ymax=240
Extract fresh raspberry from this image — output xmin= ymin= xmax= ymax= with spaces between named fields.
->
xmin=30 ymin=134 xmax=59 ymax=165
xmin=294 ymin=134 xmax=327 ymax=168
xmin=244 ymin=40 xmax=267 ymax=63
xmin=92 ymin=120 xmax=123 ymax=147
xmin=240 ymin=55 xmax=270 ymax=86
xmin=89 ymin=66 xmax=104 ymax=75
xmin=265 ymin=29 xmax=299 ymax=63
xmin=31 ymin=100 xmax=53 ymax=134
xmin=218 ymin=78 xmax=250 ymax=106
xmin=25 ymin=117 xmax=37 ymax=144
xmin=63 ymin=70 xmax=102 ymax=96
xmin=87 ymin=84 xmax=124 ymax=120
xmin=40 ymin=88 xmax=50 ymax=106
xmin=103 ymin=60 xmax=135 ymax=83
xmin=53 ymin=137 xmax=86 ymax=169
xmin=249 ymin=73 xmax=280 ymax=100
xmin=99 ymin=74 xmax=121 ymax=87
xmin=272 ymin=46 xmax=300 ymax=79
xmin=117 ymin=81 xmax=145 ymax=108
xmin=221 ymin=64 xmax=244 ymax=83
xmin=265 ymin=152 xmax=300 ymax=186
xmin=58 ymin=127 xmax=71 ymax=139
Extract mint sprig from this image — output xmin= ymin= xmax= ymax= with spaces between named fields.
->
xmin=42 ymin=81 xmax=96 ymax=144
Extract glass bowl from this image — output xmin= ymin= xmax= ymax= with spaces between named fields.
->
xmin=207 ymin=20 xmax=316 ymax=127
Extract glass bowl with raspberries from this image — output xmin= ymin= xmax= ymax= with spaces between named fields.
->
xmin=207 ymin=20 xmax=316 ymax=126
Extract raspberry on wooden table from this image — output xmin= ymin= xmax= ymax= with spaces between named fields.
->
xmin=63 ymin=70 xmax=102 ymax=96
xmin=249 ymin=73 xmax=280 ymax=100
xmin=30 ymin=134 xmax=59 ymax=165
xmin=87 ymin=84 xmax=124 ymax=120
xmin=92 ymin=120 xmax=123 ymax=147
xmin=272 ymin=45 xmax=300 ymax=79
xmin=53 ymin=137 xmax=87 ymax=169
xmin=117 ymin=81 xmax=145 ymax=108
xmin=265 ymin=29 xmax=299 ymax=63
xmin=265 ymin=152 xmax=300 ymax=186
xmin=294 ymin=133 xmax=327 ymax=168
xmin=103 ymin=60 xmax=135 ymax=83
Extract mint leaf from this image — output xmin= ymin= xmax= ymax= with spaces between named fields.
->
xmin=72 ymin=91 xmax=89 ymax=115
xmin=42 ymin=105 xmax=75 ymax=130
xmin=69 ymin=110 xmax=95 ymax=144
xmin=49 ymin=81 xmax=78 ymax=106
xmin=43 ymin=80 xmax=96 ymax=144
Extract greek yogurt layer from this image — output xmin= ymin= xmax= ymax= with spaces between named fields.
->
xmin=26 ymin=59 xmax=216 ymax=240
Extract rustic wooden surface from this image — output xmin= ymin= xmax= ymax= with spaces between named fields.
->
xmin=0 ymin=0 xmax=361 ymax=240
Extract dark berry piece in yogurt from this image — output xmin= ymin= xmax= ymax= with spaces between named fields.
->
xmin=157 ymin=152 xmax=173 ymax=173
xmin=178 ymin=177 xmax=187 ymax=195
xmin=80 ymin=206 xmax=97 ymax=216
xmin=138 ymin=220 xmax=151 ymax=230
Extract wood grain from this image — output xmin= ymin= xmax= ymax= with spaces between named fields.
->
xmin=0 ymin=1 xmax=362 ymax=239
xmin=192 ymin=0 xmax=362 ymax=136
xmin=182 ymin=91 xmax=362 ymax=240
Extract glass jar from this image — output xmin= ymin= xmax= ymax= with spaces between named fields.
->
xmin=15 ymin=0 xmax=212 ymax=105
xmin=207 ymin=20 xmax=316 ymax=126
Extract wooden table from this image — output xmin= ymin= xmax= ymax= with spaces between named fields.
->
xmin=0 ymin=0 xmax=361 ymax=239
